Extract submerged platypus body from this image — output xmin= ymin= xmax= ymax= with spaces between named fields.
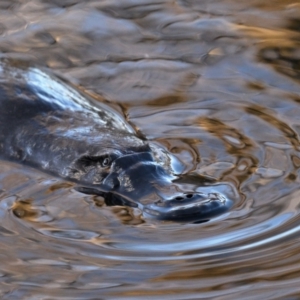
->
xmin=0 ymin=60 xmax=236 ymax=222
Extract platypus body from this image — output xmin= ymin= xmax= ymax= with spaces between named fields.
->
xmin=0 ymin=60 xmax=235 ymax=222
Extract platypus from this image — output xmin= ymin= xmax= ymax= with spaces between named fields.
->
xmin=0 ymin=59 xmax=236 ymax=222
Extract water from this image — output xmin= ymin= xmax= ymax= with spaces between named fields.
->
xmin=0 ymin=0 xmax=300 ymax=299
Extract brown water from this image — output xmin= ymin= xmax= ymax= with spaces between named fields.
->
xmin=0 ymin=0 xmax=300 ymax=299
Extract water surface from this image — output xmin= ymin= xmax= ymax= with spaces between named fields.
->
xmin=0 ymin=0 xmax=300 ymax=299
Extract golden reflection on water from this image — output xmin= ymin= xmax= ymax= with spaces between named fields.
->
xmin=11 ymin=199 xmax=38 ymax=221
xmin=245 ymin=104 xmax=300 ymax=149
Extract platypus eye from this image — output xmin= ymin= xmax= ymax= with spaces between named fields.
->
xmin=75 ymin=154 xmax=114 ymax=170
xmin=101 ymin=157 xmax=111 ymax=167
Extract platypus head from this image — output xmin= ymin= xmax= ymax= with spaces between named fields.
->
xmin=73 ymin=141 xmax=235 ymax=223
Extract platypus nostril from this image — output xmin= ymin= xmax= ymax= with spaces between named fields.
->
xmin=173 ymin=193 xmax=201 ymax=202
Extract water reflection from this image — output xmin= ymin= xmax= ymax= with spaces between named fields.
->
xmin=0 ymin=0 xmax=300 ymax=299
